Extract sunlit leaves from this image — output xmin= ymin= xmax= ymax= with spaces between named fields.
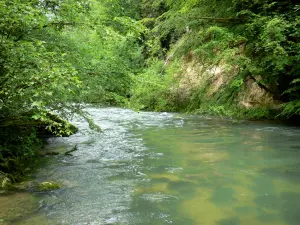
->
xmin=0 ymin=0 xmax=46 ymax=38
xmin=0 ymin=0 xmax=82 ymax=123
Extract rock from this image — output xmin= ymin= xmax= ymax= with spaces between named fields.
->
xmin=13 ymin=180 xmax=61 ymax=192
xmin=38 ymin=181 xmax=60 ymax=191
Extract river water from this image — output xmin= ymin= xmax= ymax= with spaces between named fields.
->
xmin=1 ymin=107 xmax=300 ymax=225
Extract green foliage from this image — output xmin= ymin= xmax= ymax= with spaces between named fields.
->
xmin=130 ymin=59 xmax=185 ymax=111
xmin=280 ymin=100 xmax=300 ymax=118
xmin=0 ymin=0 xmax=82 ymax=124
xmin=129 ymin=0 xmax=300 ymax=119
xmin=58 ymin=25 xmax=142 ymax=102
xmin=45 ymin=0 xmax=146 ymax=104
xmin=0 ymin=0 xmax=145 ymax=125
xmin=0 ymin=0 xmax=145 ymax=176
xmin=0 ymin=124 xmax=42 ymax=180
xmin=130 ymin=60 xmax=169 ymax=111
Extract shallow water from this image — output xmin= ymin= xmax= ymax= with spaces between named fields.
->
xmin=1 ymin=107 xmax=300 ymax=225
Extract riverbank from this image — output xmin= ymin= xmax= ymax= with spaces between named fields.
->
xmin=0 ymin=114 xmax=78 ymax=185
xmin=128 ymin=56 xmax=297 ymax=121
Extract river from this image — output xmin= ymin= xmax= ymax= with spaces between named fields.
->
xmin=1 ymin=107 xmax=300 ymax=225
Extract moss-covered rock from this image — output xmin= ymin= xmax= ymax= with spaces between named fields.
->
xmin=1 ymin=177 xmax=12 ymax=188
xmin=38 ymin=181 xmax=61 ymax=191
xmin=45 ymin=113 xmax=78 ymax=137
xmin=14 ymin=180 xmax=61 ymax=192
xmin=0 ymin=173 xmax=12 ymax=188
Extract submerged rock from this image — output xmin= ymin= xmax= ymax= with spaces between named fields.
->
xmin=0 ymin=192 xmax=39 ymax=222
xmin=39 ymin=144 xmax=78 ymax=156
xmin=14 ymin=180 xmax=61 ymax=192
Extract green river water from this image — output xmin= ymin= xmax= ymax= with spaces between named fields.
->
xmin=1 ymin=107 xmax=300 ymax=225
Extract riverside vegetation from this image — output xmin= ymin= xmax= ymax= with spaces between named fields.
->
xmin=0 ymin=0 xmax=299 ymax=180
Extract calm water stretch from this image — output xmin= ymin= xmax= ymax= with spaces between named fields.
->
xmin=1 ymin=107 xmax=300 ymax=225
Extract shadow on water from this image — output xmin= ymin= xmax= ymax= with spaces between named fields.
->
xmin=210 ymin=187 xmax=236 ymax=205
xmin=280 ymin=192 xmax=300 ymax=225
xmin=251 ymin=191 xmax=300 ymax=225
xmin=217 ymin=217 xmax=240 ymax=225
xmin=129 ymin=191 xmax=194 ymax=225
xmin=168 ymin=180 xmax=198 ymax=196
xmin=260 ymin=166 xmax=300 ymax=183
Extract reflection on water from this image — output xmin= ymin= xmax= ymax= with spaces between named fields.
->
xmin=1 ymin=108 xmax=300 ymax=225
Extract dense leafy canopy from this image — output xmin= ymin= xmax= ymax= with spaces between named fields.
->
xmin=0 ymin=0 xmax=144 ymax=175
xmin=0 ymin=0 xmax=144 ymax=122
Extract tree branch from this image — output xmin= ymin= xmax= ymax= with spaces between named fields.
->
xmin=190 ymin=16 xmax=247 ymax=24
xmin=247 ymin=74 xmax=275 ymax=94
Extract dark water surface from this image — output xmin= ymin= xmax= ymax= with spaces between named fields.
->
xmin=1 ymin=107 xmax=300 ymax=225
